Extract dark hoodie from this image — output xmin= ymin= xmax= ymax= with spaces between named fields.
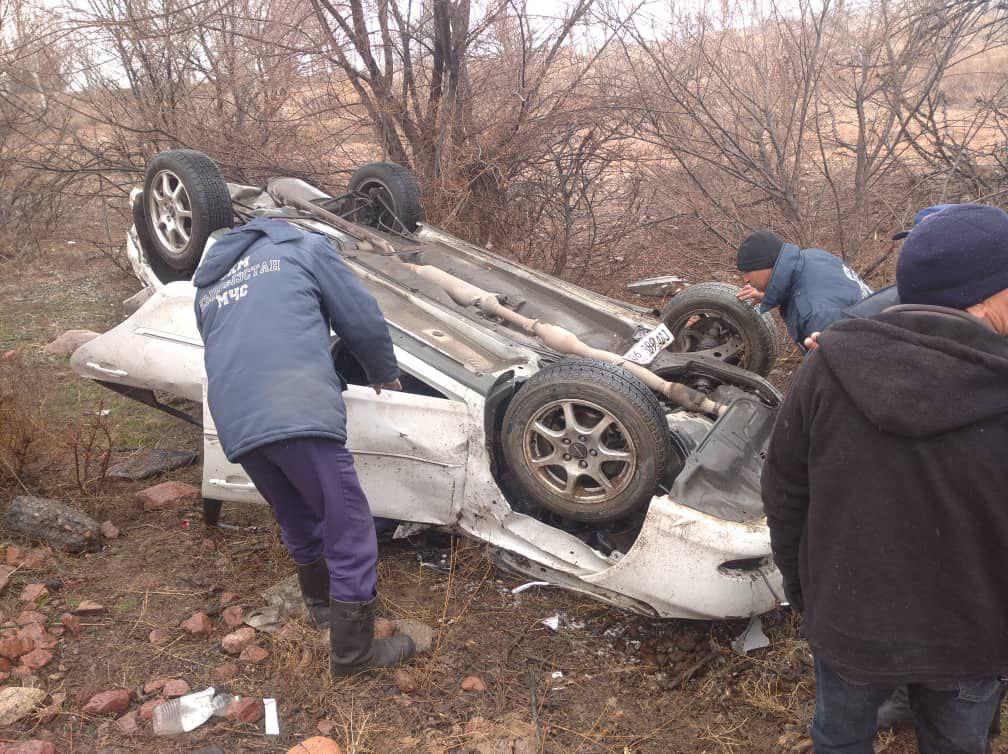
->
xmin=761 ymin=305 xmax=1008 ymax=685
xmin=193 ymin=218 xmax=398 ymax=461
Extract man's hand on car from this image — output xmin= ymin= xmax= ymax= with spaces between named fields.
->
xmin=804 ymin=332 xmax=822 ymax=351
xmin=737 ymin=284 xmax=765 ymax=304
xmin=372 ymin=379 xmax=403 ymax=395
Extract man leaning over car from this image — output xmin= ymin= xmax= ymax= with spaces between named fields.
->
xmin=761 ymin=203 xmax=1008 ymax=753
xmin=193 ymin=217 xmax=415 ymax=678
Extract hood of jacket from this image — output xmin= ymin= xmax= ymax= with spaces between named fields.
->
xmin=817 ymin=305 xmax=1008 ymax=437
xmin=192 ymin=218 xmax=303 ymax=287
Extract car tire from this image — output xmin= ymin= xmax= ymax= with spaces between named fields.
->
xmin=142 ymin=149 xmax=233 ymax=275
xmin=660 ymin=282 xmax=778 ymax=376
xmin=501 ymin=358 xmax=670 ymax=523
xmin=347 ymin=162 xmax=423 ymax=233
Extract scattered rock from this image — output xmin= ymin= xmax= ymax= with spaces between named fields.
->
xmin=3 ymin=496 xmax=102 ymax=553
xmin=0 ymin=637 xmax=34 ymax=659
xmin=137 ymin=481 xmax=200 ymax=512
xmin=99 ymin=521 xmax=119 ymax=539
xmin=19 ymin=584 xmax=47 ymax=603
xmin=1 ymin=349 xmax=17 ymax=361
xmin=212 ymin=662 xmax=239 ymax=683
xmin=143 ymin=677 xmax=167 ymax=694
xmin=286 ymin=737 xmax=342 ymax=754
xmin=220 ymin=592 xmax=240 ymax=606
xmin=43 ymin=330 xmax=98 ymax=356
xmin=16 ymin=648 xmax=53 ymax=672
xmin=0 ymin=740 xmax=56 ymax=754
xmin=18 ymin=623 xmax=57 ymax=650
xmin=4 ymin=546 xmax=25 ymax=565
xmin=244 ymin=606 xmax=283 ymax=633
xmin=393 ymin=669 xmax=417 ymax=694
xmin=82 ymin=689 xmax=131 ymax=715
xmin=239 ymin=644 xmax=269 ymax=664
xmin=391 ymin=618 xmax=435 ymax=653
xmin=374 ymin=618 xmax=394 ymax=639
xmin=162 ymin=679 xmax=190 ymax=698
xmin=107 ymin=449 xmax=198 ymax=480
xmin=138 ymin=697 xmax=165 ymax=721
xmin=222 ymin=605 xmax=244 ymax=628
xmin=72 ymin=600 xmax=104 ymax=615
xmin=224 ymin=697 xmax=262 ymax=723
xmin=0 ymin=686 xmax=46 ymax=726
xmin=115 ymin=710 xmax=139 ymax=735
xmin=0 ymin=565 xmax=14 ymax=594
xmin=60 ymin=613 xmax=81 ymax=635
xmin=221 ymin=626 xmax=256 ymax=655
xmin=460 ymin=675 xmax=488 ymax=693
xmin=14 ymin=611 xmax=46 ymax=626
xmin=180 ymin=612 xmax=213 ymax=636
xmin=0 ymin=657 xmax=10 ymax=673
xmin=148 ymin=628 xmax=170 ymax=645
xmin=316 ymin=719 xmax=337 ymax=735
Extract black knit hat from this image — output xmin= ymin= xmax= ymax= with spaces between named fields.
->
xmin=737 ymin=230 xmax=784 ymax=272
xmin=897 ymin=203 xmax=1008 ymax=309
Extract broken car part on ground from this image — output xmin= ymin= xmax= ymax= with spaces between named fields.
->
xmin=70 ymin=150 xmax=784 ymax=620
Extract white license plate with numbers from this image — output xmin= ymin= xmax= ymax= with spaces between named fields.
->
xmin=623 ymin=323 xmax=674 ymax=365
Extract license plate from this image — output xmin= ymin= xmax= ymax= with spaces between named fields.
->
xmin=623 ymin=323 xmax=674 ymax=365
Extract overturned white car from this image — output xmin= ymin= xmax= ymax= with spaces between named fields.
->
xmin=71 ymin=150 xmax=784 ymax=620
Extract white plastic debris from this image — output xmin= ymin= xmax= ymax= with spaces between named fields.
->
xmin=152 ymin=687 xmax=233 ymax=735
xmin=263 ymin=698 xmax=280 ymax=735
xmin=511 ymin=581 xmax=550 ymax=594
xmin=540 ymin=614 xmax=561 ymax=631
xmin=730 ymin=615 xmax=770 ymax=655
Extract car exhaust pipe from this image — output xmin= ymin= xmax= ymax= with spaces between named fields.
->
xmin=401 ymin=263 xmax=726 ymax=417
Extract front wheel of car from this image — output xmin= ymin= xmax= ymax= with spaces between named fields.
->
xmin=501 ymin=359 xmax=671 ymax=523
xmin=142 ymin=149 xmax=233 ymax=274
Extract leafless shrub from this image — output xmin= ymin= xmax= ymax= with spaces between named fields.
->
xmin=66 ymin=401 xmax=112 ymax=497
xmin=0 ymin=356 xmax=46 ymax=493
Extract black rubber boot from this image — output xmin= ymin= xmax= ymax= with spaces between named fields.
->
xmin=295 ymin=558 xmax=331 ymax=628
xmin=329 ymin=596 xmax=416 ymax=677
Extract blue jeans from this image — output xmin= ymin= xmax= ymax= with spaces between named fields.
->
xmin=813 ymin=657 xmax=1003 ymax=754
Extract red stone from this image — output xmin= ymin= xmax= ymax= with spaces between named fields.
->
xmin=222 ymin=605 xmax=244 ymax=628
xmin=137 ymin=481 xmax=200 ymax=512
xmin=180 ymin=612 xmax=213 ymax=635
xmin=60 ymin=613 xmax=81 ymax=634
xmin=221 ymin=626 xmax=255 ymax=655
xmin=82 ymin=689 xmax=131 ymax=715
xmin=224 ymin=697 xmax=262 ymax=723
xmin=239 ymin=644 xmax=269 ymax=664
xmin=116 ymin=711 xmax=138 ymax=735
xmin=16 ymin=648 xmax=53 ymax=671
xmin=0 ymin=741 xmax=56 ymax=754
xmin=162 ymin=679 xmax=190 ymax=698
xmin=148 ymin=628 xmax=170 ymax=645
xmin=0 ymin=636 xmax=34 ymax=659
xmin=18 ymin=584 xmax=47 ymax=602
xmin=138 ymin=697 xmax=166 ymax=721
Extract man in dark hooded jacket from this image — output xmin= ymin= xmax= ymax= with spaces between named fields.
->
xmin=735 ymin=230 xmax=872 ymax=349
xmin=761 ymin=203 xmax=1008 ymax=753
xmin=193 ymin=217 xmax=415 ymax=677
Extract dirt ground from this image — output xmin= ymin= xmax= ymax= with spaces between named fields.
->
xmin=0 ymin=230 xmax=1004 ymax=753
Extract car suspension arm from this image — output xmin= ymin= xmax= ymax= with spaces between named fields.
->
xmin=401 ymin=263 xmax=726 ymax=417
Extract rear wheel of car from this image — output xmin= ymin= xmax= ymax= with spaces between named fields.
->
xmin=346 ymin=162 xmax=423 ymax=233
xmin=660 ymin=282 xmax=778 ymax=377
xmin=142 ymin=150 xmax=233 ymax=274
xmin=501 ymin=359 xmax=670 ymax=523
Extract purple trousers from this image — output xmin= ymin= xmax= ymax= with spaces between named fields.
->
xmin=237 ymin=437 xmax=377 ymax=602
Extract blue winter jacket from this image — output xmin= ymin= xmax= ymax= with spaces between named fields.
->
xmin=193 ymin=218 xmax=399 ymax=461
xmin=759 ymin=244 xmax=872 ymax=347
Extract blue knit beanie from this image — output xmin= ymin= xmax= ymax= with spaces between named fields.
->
xmin=897 ymin=203 xmax=1008 ymax=309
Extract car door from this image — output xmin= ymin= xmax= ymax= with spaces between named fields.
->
xmin=202 ymin=347 xmax=473 ymax=525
